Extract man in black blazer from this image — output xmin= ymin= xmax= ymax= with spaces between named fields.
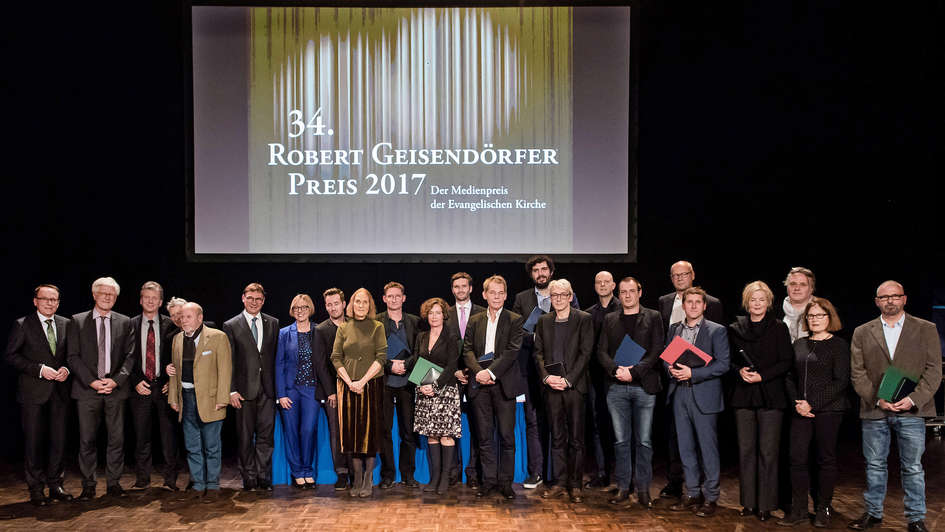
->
xmin=583 ymin=270 xmax=619 ymax=490
xmin=463 ymin=275 xmax=525 ymax=500
xmin=223 ymin=282 xmax=279 ymax=491
xmin=445 ymin=272 xmax=486 ymax=487
xmin=596 ymin=277 xmax=664 ymax=508
xmin=655 ymin=260 xmax=723 ymax=500
xmin=533 ymin=279 xmax=594 ymax=503
xmin=315 ymin=287 xmax=351 ymax=490
xmin=128 ymin=281 xmax=180 ymax=491
xmin=376 ymin=281 xmax=421 ymax=488
xmin=5 ymin=284 xmax=72 ymax=505
xmin=67 ymin=277 xmax=135 ymax=500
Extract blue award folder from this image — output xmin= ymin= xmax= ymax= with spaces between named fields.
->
xmin=523 ymin=307 xmax=544 ymax=333
xmin=470 ymin=352 xmax=495 ymax=389
xmin=386 ymin=333 xmax=410 ymax=387
xmin=614 ymin=335 xmax=646 ymax=366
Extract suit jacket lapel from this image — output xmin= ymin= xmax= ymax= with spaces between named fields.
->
xmin=26 ymin=313 xmax=52 ymax=357
xmin=896 ymin=315 xmax=919 ymax=360
xmin=868 ymin=319 xmax=891 ymax=361
xmin=54 ymin=315 xmax=67 ymax=357
xmin=237 ymin=316 xmax=261 ymax=354
xmin=693 ymin=321 xmax=709 ymax=351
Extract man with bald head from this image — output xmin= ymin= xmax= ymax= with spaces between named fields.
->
xmin=583 ymin=271 xmax=619 ymax=488
xmin=656 ymin=261 xmax=723 ymax=500
xmin=847 ymin=281 xmax=940 ymax=532
xmin=168 ymin=302 xmax=232 ymax=501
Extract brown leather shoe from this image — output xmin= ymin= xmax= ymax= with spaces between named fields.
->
xmin=669 ymin=493 xmax=704 ymax=511
xmin=541 ymin=485 xmax=566 ymax=499
xmin=695 ymin=501 xmax=717 ymax=517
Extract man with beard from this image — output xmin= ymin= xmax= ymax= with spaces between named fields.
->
xmin=315 ymin=287 xmax=350 ymax=490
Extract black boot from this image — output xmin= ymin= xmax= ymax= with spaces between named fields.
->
xmin=438 ymin=445 xmax=455 ymax=495
xmin=360 ymin=457 xmax=375 ymax=497
xmin=424 ymin=443 xmax=441 ymax=493
xmin=814 ymin=501 xmax=832 ymax=528
xmin=349 ymin=458 xmax=363 ymax=498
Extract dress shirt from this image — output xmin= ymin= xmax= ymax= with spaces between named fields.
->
xmin=140 ymin=314 xmax=161 ymax=378
xmin=485 ymin=307 xmax=502 ymax=380
xmin=536 ymin=288 xmax=551 ymax=313
xmin=678 ymin=317 xmax=703 ymax=345
xmin=881 ymin=313 xmax=905 ymax=360
xmin=93 ymin=308 xmax=112 ymax=375
xmin=669 ymin=294 xmax=686 ymax=328
xmin=243 ymin=310 xmax=263 ymax=351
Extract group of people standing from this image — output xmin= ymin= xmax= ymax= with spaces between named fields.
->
xmin=5 ymin=257 xmax=941 ymax=532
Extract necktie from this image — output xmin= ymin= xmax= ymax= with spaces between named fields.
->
xmin=459 ymin=306 xmax=468 ymax=339
xmin=145 ymin=319 xmax=156 ymax=381
xmin=45 ymin=319 xmax=56 ymax=354
xmin=251 ymin=317 xmax=259 ymax=345
xmin=98 ymin=315 xmax=107 ymax=379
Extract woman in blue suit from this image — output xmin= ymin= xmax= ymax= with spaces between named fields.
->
xmin=276 ymin=294 xmax=334 ymax=488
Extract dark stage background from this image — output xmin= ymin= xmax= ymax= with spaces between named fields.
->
xmin=1 ymin=1 xmax=941 ymax=465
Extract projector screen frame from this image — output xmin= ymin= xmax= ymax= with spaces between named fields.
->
xmin=184 ymin=0 xmax=639 ymax=263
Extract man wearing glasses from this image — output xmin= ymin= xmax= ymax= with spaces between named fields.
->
xmin=656 ymin=261 xmax=723 ymax=500
xmin=847 ymin=281 xmax=941 ymax=532
xmin=5 ymin=285 xmax=72 ymax=505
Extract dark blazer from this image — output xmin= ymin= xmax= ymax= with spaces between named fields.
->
xmin=447 ymin=303 xmax=485 ymax=369
xmin=533 ymin=309 xmax=594 ymax=393
xmin=663 ymin=319 xmax=730 ymax=414
xmin=463 ymin=309 xmax=525 ymax=400
xmin=658 ymin=291 xmax=724 ymax=334
xmin=596 ymin=307 xmax=665 ymax=395
xmin=512 ymin=288 xmax=578 ymax=345
xmin=129 ymin=313 xmax=177 ymax=388
xmin=726 ymin=315 xmax=794 ymax=409
xmin=275 ymin=322 xmax=334 ymax=401
xmin=223 ymin=312 xmax=279 ymax=400
xmin=315 ymin=318 xmax=342 ymax=378
xmin=850 ymin=313 xmax=942 ymax=419
xmin=376 ymin=311 xmax=421 ymax=378
xmin=67 ymin=310 xmax=135 ymax=400
xmin=5 ymin=313 xmax=71 ymax=404
xmin=409 ymin=328 xmax=461 ymax=389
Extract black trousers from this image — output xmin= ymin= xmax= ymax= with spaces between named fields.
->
xmin=545 ymin=388 xmax=586 ymax=489
xmin=76 ymin=395 xmax=125 ymax=488
xmin=790 ymin=411 xmax=842 ymax=511
xmin=457 ymin=387 xmax=482 ymax=483
xmin=21 ymin=395 xmax=68 ymax=492
xmin=320 ymin=397 xmax=350 ymax=474
xmin=735 ymin=407 xmax=783 ymax=512
xmin=130 ymin=385 xmax=178 ymax=484
xmin=234 ymin=394 xmax=275 ymax=484
xmin=380 ymin=385 xmax=417 ymax=482
xmin=471 ymin=385 xmax=517 ymax=487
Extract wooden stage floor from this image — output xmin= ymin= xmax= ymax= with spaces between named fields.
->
xmin=0 ymin=435 xmax=943 ymax=531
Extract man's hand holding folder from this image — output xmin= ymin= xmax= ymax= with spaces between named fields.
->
xmin=660 ymin=336 xmax=713 ymax=382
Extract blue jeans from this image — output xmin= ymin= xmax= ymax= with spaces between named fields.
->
xmin=181 ymin=389 xmax=223 ymax=491
xmin=862 ymin=416 xmax=926 ymax=522
xmin=606 ymin=384 xmax=655 ymax=493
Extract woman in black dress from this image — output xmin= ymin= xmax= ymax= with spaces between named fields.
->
xmin=778 ymin=297 xmax=849 ymax=528
xmin=410 ymin=297 xmax=461 ymax=496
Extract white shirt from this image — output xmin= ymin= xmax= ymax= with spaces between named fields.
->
xmin=140 ymin=315 xmax=161 ymax=378
xmin=243 ymin=310 xmax=263 ymax=351
xmin=92 ymin=309 xmax=112 ymax=375
xmin=669 ymin=294 xmax=686 ymax=328
xmin=881 ymin=314 xmax=905 ymax=360
xmin=485 ymin=308 xmax=502 ymax=380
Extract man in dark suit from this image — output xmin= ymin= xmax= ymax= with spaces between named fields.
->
xmin=67 ymin=277 xmax=135 ymax=500
xmin=128 ymin=281 xmax=180 ymax=491
xmin=655 ymin=260 xmax=723 ymax=500
xmin=464 ymin=275 xmax=525 ymax=500
xmin=596 ymin=277 xmax=664 ymax=508
xmin=665 ymin=287 xmax=730 ymax=517
xmin=445 ymin=272 xmax=486 ymax=487
xmin=223 ymin=282 xmax=279 ymax=491
xmin=315 ymin=287 xmax=351 ymax=490
xmin=5 ymin=284 xmax=72 ymax=505
xmin=847 ymin=281 xmax=941 ymax=532
xmin=511 ymin=254 xmax=578 ymax=489
xmin=583 ymin=270 xmax=619 ymax=490
xmin=376 ymin=281 xmax=421 ymax=488
xmin=533 ymin=279 xmax=594 ymax=503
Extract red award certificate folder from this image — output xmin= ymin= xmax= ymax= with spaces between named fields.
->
xmin=659 ymin=336 xmax=713 ymax=368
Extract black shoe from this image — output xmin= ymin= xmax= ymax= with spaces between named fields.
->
xmin=669 ymin=494 xmax=704 ymax=512
xmin=305 ymin=479 xmax=316 ymax=489
xmin=908 ymin=520 xmax=929 ymax=532
xmin=637 ymin=492 xmax=653 ymax=509
xmin=106 ymin=485 xmax=127 ymax=498
xmin=161 ymin=481 xmax=179 ymax=492
xmin=758 ymin=511 xmax=772 ymax=522
xmin=243 ymin=480 xmax=257 ymax=492
xmin=739 ymin=507 xmax=757 ymax=517
xmin=522 ymin=475 xmax=542 ymax=489
xmin=201 ymin=489 xmax=221 ymax=503
xmin=403 ymin=478 xmax=420 ymax=489
xmin=258 ymin=481 xmax=273 ymax=491
xmin=584 ymin=476 xmax=609 ymax=489
xmin=569 ymin=488 xmax=584 ymax=503
xmin=476 ymin=484 xmax=497 ymax=498
xmin=49 ymin=485 xmax=74 ymax=501
xmin=132 ymin=480 xmax=150 ymax=490
xmin=378 ymin=478 xmax=395 ymax=490
xmin=659 ymin=481 xmax=683 ymax=499
xmin=334 ymin=474 xmax=348 ymax=491
xmin=292 ymin=479 xmax=307 ymax=490
xmin=29 ymin=491 xmax=49 ymax=506
xmin=186 ymin=480 xmax=194 ymax=491
xmin=813 ymin=506 xmax=831 ymax=528
xmin=608 ymin=489 xmax=631 ymax=505
xmin=695 ymin=501 xmax=717 ymax=517
xmin=77 ymin=486 xmax=96 ymax=501
xmin=542 ymin=485 xmax=566 ymax=499
xmin=778 ymin=511 xmax=809 ymax=527
xmin=500 ymin=484 xmax=515 ymax=499
xmin=847 ymin=513 xmax=882 ymax=530
xmin=467 ymin=478 xmax=480 ymax=490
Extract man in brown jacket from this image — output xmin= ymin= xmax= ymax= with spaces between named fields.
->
xmin=848 ymin=281 xmax=941 ymax=532
xmin=167 ymin=302 xmax=231 ymax=501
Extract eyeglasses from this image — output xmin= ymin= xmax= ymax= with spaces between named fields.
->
xmin=806 ymin=313 xmax=828 ymax=320
xmin=671 ymin=271 xmax=692 ymax=280
xmin=291 ymin=306 xmax=311 ymax=312
xmin=550 ymin=292 xmax=570 ymax=299
xmin=245 ymin=296 xmax=264 ymax=303
xmin=875 ymin=294 xmax=904 ymax=303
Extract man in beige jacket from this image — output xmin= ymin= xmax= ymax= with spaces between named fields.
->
xmin=167 ymin=302 xmax=231 ymax=501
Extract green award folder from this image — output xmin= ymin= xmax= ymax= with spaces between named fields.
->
xmin=408 ymin=357 xmax=444 ymax=386
xmin=877 ymin=365 xmax=919 ymax=402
